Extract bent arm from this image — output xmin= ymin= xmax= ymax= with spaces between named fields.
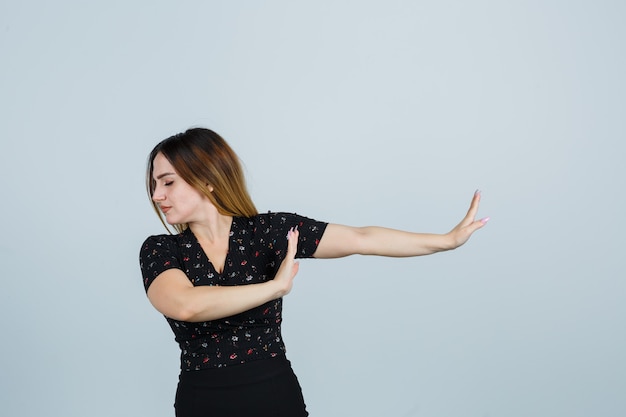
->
xmin=147 ymin=272 xmax=283 ymax=322
xmin=314 ymin=191 xmax=488 ymax=259
xmin=147 ymin=229 xmax=301 ymax=322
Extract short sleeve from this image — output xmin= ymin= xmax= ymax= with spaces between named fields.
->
xmin=139 ymin=235 xmax=183 ymax=292
xmin=268 ymin=212 xmax=328 ymax=259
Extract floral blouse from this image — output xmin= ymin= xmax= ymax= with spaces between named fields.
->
xmin=139 ymin=212 xmax=327 ymax=371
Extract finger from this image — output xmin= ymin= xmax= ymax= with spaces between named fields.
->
xmin=468 ymin=217 xmax=490 ymax=234
xmin=454 ymin=195 xmax=478 ymax=230
xmin=286 ymin=228 xmax=299 ymax=259
xmin=462 ymin=190 xmax=482 ymax=224
xmin=286 ymin=230 xmax=300 ymax=280
xmin=470 ymin=189 xmax=481 ymax=212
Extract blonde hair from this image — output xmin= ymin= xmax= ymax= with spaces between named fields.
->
xmin=146 ymin=128 xmax=258 ymax=233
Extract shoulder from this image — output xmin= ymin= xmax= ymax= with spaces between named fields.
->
xmin=235 ymin=212 xmax=327 ymax=258
xmin=139 ymin=232 xmax=191 ymax=291
xmin=256 ymin=211 xmax=324 ymax=226
xmin=140 ymin=233 xmax=178 ymax=251
xmin=234 ymin=212 xmax=297 ymax=228
xmin=139 ymin=231 xmax=191 ymax=258
xmin=237 ymin=212 xmax=320 ymax=230
xmin=253 ymin=211 xmax=328 ymax=240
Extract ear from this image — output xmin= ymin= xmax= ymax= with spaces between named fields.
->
xmin=207 ymin=184 xmax=214 ymax=192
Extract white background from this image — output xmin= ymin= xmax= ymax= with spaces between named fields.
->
xmin=1 ymin=1 xmax=624 ymax=416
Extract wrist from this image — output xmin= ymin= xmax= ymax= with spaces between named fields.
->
xmin=440 ymin=233 xmax=457 ymax=251
xmin=265 ymin=279 xmax=287 ymax=299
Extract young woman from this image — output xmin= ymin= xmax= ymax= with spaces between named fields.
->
xmin=139 ymin=128 xmax=488 ymax=417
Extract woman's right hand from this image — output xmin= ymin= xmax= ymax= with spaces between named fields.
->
xmin=147 ymin=227 xmax=302 ymax=322
xmin=271 ymin=227 xmax=300 ymax=297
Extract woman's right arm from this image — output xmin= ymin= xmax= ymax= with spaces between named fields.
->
xmin=146 ymin=229 xmax=300 ymax=322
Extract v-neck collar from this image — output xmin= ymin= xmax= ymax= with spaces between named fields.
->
xmin=184 ymin=218 xmax=235 ymax=276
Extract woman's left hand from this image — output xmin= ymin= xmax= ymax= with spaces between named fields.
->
xmin=445 ymin=190 xmax=490 ymax=250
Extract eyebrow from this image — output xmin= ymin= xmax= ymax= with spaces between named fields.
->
xmin=155 ymin=172 xmax=176 ymax=180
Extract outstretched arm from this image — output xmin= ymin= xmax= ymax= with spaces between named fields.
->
xmin=313 ymin=191 xmax=489 ymax=259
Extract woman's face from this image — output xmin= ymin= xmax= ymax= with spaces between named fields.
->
xmin=151 ymin=152 xmax=210 ymax=225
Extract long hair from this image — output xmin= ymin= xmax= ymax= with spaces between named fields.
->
xmin=146 ymin=128 xmax=258 ymax=233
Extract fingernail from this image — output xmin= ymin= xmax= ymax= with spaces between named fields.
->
xmin=475 ymin=189 xmax=481 ymax=195
xmin=480 ymin=216 xmax=490 ymax=224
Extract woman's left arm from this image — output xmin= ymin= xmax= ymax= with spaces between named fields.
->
xmin=313 ymin=191 xmax=489 ymax=259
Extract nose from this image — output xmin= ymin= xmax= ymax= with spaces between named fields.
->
xmin=152 ymin=185 xmax=166 ymax=202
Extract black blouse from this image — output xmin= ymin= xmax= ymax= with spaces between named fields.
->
xmin=139 ymin=212 xmax=327 ymax=371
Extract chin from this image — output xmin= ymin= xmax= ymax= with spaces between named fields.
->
xmin=164 ymin=216 xmax=179 ymax=225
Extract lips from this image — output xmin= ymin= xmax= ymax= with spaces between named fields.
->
xmin=160 ymin=206 xmax=172 ymax=214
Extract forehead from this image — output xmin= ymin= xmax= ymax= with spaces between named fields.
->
xmin=152 ymin=153 xmax=177 ymax=178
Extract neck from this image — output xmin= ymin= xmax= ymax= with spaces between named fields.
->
xmin=188 ymin=213 xmax=233 ymax=244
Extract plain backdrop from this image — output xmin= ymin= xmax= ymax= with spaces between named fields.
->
xmin=1 ymin=1 xmax=624 ymax=416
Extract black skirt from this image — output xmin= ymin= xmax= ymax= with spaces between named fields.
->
xmin=174 ymin=357 xmax=309 ymax=417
